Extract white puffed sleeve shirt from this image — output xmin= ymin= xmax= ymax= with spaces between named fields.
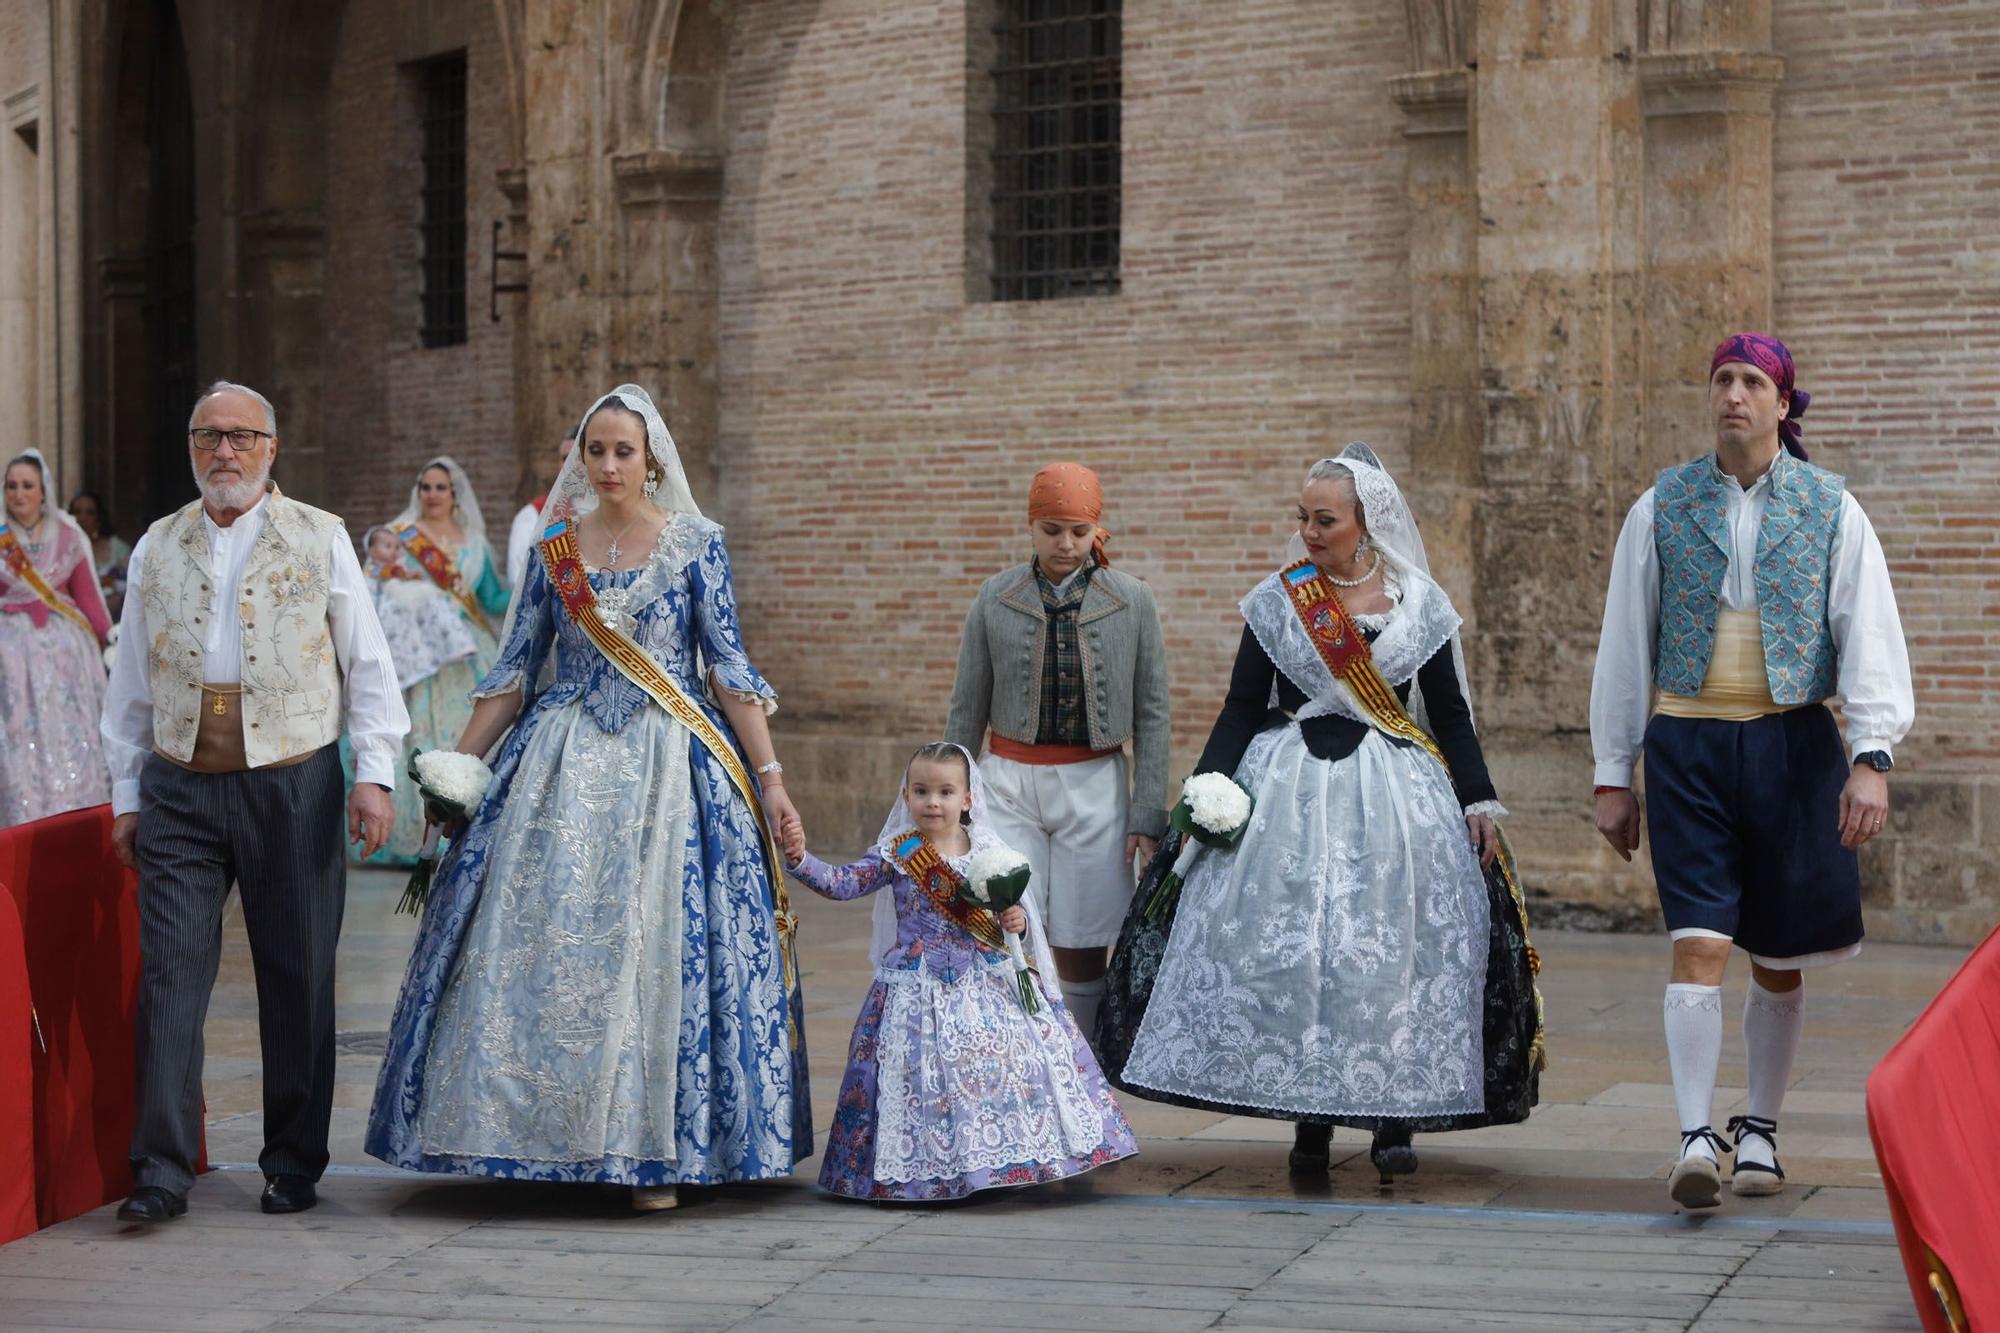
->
xmin=100 ymin=492 xmax=411 ymax=815
xmin=1589 ymin=466 xmax=1915 ymax=789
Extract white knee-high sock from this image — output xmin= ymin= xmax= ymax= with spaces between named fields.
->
xmin=1739 ymin=979 xmax=1804 ymax=1169
xmin=1665 ymin=984 xmax=1725 ymax=1158
xmin=1062 ymin=978 xmax=1105 ymax=1041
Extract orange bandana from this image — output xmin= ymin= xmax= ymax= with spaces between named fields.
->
xmin=1027 ymin=462 xmax=1113 ymax=567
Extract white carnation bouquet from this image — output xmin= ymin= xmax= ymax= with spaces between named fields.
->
xmin=396 ymin=749 xmax=494 ymax=917
xmin=1141 ymin=772 xmax=1255 ymax=924
xmin=101 ymin=623 xmax=119 ymax=673
xmin=960 ymin=845 xmax=1040 ymax=1013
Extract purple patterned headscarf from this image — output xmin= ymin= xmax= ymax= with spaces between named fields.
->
xmin=1710 ymin=332 xmax=1811 ymax=460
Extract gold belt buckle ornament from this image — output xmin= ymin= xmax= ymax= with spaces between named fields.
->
xmin=211 ymin=691 xmax=228 ymax=716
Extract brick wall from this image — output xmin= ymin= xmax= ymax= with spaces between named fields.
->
xmin=1772 ymin=0 xmax=2000 ymax=939
xmin=718 ymin=0 xmax=1415 ymax=844
xmin=317 ymin=0 xmax=520 ymax=547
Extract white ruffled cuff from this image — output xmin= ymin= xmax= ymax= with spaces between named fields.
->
xmin=1462 ymin=799 xmax=1509 ymax=821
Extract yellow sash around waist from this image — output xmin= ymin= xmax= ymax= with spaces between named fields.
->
xmin=1655 ymin=608 xmax=1813 ymax=722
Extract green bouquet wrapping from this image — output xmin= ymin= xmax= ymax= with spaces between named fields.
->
xmin=958 ymin=845 xmax=1041 ymax=1014
xmin=1140 ymin=772 xmax=1255 ymax=924
xmin=395 ymin=749 xmax=494 ymax=917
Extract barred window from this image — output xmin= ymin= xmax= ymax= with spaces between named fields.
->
xmin=989 ymin=0 xmax=1121 ymax=301
xmin=415 ymin=51 xmax=468 ymax=348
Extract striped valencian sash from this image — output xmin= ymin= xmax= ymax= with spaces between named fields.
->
xmin=883 ymin=829 xmax=1010 ymax=956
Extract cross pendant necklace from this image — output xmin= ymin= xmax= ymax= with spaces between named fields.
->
xmin=603 ymin=512 xmax=642 ymax=566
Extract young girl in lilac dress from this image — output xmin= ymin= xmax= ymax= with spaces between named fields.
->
xmin=784 ymin=741 xmax=1135 ymax=1201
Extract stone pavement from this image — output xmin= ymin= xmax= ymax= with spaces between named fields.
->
xmin=0 ymin=868 xmax=1966 ymax=1330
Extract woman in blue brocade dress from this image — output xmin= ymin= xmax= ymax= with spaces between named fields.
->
xmin=366 ymin=386 xmax=810 ymax=1211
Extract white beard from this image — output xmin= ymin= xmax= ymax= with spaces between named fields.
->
xmin=192 ymin=457 xmax=271 ymax=513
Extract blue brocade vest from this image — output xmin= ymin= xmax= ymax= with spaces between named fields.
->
xmin=1652 ymin=452 xmax=1845 ymax=705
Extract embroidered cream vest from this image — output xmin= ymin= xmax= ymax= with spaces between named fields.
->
xmin=142 ymin=490 xmax=344 ymax=768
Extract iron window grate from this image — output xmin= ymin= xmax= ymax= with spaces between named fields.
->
xmin=417 ymin=51 xmax=468 ymax=348
xmin=989 ymin=0 xmax=1121 ymax=302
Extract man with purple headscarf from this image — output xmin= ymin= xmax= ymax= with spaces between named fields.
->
xmin=1587 ymin=333 xmax=1914 ymax=1212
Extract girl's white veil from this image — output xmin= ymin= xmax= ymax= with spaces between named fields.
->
xmin=868 ymin=742 xmax=1060 ymax=983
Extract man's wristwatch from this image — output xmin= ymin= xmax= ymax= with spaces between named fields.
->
xmin=1854 ymin=751 xmax=1893 ymax=773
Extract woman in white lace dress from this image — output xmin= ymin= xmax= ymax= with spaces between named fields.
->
xmin=1106 ymin=446 xmax=1542 ymax=1181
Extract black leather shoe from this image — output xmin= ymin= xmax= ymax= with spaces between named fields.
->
xmin=116 ymin=1185 xmax=188 ymax=1223
xmin=260 ymin=1174 xmax=318 ymax=1214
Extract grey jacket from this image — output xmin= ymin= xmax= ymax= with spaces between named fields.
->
xmin=944 ymin=562 xmax=1172 ymax=838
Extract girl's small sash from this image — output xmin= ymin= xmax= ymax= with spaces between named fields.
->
xmin=399 ymin=524 xmax=490 ymax=633
xmin=539 ymin=519 xmax=801 ymax=1046
xmin=1279 ymin=558 xmax=1546 ymax=1060
xmin=883 ymin=830 xmax=1010 ymax=957
xmin=0 ymin=525 xmax=95 ymax=639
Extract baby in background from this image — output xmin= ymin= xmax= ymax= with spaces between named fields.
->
xmin=362 ymin=524 xmax=479 ymax=692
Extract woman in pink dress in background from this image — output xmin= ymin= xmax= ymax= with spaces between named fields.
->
xmin=0 ymin=450 xmax=113 ymax=826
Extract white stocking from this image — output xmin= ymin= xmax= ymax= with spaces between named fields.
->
xmin=1061 ymin=978 xmax=1105 ymax=1044
xmin=1738 ymin=979 xmax=1804 ymax=1169
xmin=1665 ymin=983 xmax=1724 ymax=1159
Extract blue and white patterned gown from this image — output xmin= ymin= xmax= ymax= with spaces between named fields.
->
xmin=365 ymin=513 xmax=811 ymax=1185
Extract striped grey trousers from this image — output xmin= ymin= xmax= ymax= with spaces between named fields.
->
xmin=130 ymin=745 xmax=347 ymax=1193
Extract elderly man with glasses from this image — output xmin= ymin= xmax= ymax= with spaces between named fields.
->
xmin=100 ymin=380 xmax=409 ymax=1223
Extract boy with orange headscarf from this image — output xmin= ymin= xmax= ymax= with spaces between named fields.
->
xmin=946 ymin=463 xmax=1170 ymax=1037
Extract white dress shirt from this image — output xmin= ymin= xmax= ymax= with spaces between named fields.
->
xmin=101 ymin=492 xmax=411 ymax=815
xmin=506 ymin=502 xmax=544 ymax=592
xmin=1589 ymin=464 xmax=1915 ymax=788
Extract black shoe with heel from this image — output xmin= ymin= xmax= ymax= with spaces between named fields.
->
xmin=1370 ymin=1125 xmax=1417 ymax=1184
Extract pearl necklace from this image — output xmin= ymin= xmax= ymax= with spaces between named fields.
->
xmin=1324 ymin=549 xmax=1382 ymax=588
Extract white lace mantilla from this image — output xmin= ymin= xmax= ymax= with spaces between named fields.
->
xmin=871 ymin=959 xmax=1107 ymax=1184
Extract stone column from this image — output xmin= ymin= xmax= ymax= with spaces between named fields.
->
xmin=1459 ymin=0 xmax=1640 ymax=893
xmin=610 ymin=148 xmax=724 ymax=511
xmin=1388 ymin=55 xmax=1479 ymax=618
xmin=1635 ymin=44 xmax=1784 ymax=473
xmin=519 ymin=2 xmax=614 ymax=445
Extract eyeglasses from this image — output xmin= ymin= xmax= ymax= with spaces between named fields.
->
xmin=189 ymin=428 xmax=273 ymax=452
